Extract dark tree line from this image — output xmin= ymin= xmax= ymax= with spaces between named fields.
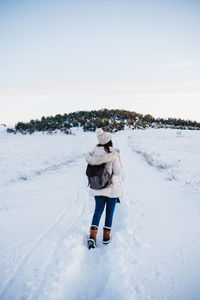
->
xmin=6 ymin=109 xmax=200 ymax=134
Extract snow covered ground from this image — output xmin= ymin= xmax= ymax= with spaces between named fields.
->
xmin=0 ymin=127 xmax=200 ymax=300
xmin=128 ymin=129 xmax=200 ymax=194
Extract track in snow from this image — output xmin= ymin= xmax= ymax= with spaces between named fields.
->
xmin=1 ymin=133 xmax=200 ymax=300
xmin=0 ymin=188 xmax=85 ymax=299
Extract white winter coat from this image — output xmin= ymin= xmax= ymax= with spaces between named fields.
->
xmin=85 ymin=146 xmax=124 ymax=198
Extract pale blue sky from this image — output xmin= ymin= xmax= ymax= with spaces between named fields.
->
xmin=0 ymin=0 xmax=200 ymax=124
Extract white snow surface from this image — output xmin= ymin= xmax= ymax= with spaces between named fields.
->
xmin=0 ymin=128 xmax=200 ymax=300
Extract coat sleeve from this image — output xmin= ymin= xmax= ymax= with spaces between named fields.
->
xmin=112 ymin=155 xmax=122 ymax=176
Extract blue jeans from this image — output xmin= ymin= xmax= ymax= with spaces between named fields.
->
xmin=91 ymin=196 xmax=118 ymax=228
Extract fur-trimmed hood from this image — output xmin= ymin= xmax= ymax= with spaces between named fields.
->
xmin=85 ymin=146 xmax=118 ymax=165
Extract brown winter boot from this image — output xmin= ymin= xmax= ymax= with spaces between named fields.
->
xmin=103 ymin=226 xmax=111 ymax=244
xmin=88 ymin=225 xmax=98 ymax=249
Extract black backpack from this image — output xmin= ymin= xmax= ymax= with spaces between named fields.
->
xmin=86 ymin=163 xmax=113 ymax=190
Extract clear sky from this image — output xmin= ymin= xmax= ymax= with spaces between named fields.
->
xmin=0 ymin=0 xmax=200 ymax=125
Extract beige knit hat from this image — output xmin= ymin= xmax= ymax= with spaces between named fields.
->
xmin=96 ymin=128 xmax=112 ymax=145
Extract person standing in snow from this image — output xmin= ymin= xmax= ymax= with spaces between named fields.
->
xmin=86 ymin=128 xmax=123 ymax=249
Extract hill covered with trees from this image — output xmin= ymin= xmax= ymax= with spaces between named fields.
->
xmin=7 ymin=109 xmax=200 ymax=134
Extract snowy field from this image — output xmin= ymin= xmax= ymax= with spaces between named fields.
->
xmin=0 ymin=127 xmax=200 ymax=300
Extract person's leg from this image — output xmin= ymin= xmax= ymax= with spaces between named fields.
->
xmin=104 ymin=197 xmax=118 ymax=228
xmin=102 ymin=197 xmax=118 ymax=244
xmin=88 ymin=196 xmax=107 ymax=249
xmin=91 ymin=196 xmax=106 ymax=227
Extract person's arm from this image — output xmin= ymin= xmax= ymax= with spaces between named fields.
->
xmin=118 ymin=154 xmax=123 ymax=171
xmin=112 ymin=155 xmax=122 ymax=176
xmin=113 ymin=147 xmax=123 ymax=171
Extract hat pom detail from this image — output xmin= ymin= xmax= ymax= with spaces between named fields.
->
xmin=96 ymin=128 xmax=104 ymax=136
xmin=95 ymin=128 xmax=112 ymax=145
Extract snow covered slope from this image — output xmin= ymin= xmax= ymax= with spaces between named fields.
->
xmin=128 ymin=129 xmax=200 ymax=194
xmin=0 ymin=128 xmax=200 ymax=300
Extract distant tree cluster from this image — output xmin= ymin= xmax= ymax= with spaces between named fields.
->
xmin=6 ymin=109 xmax=200 ymax=134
